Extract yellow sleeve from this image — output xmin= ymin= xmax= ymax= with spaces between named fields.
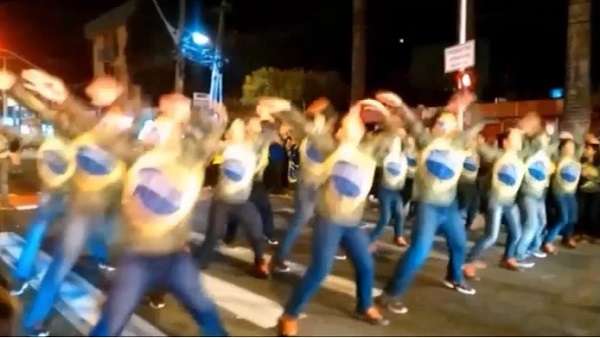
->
xmin=255 ymin=145 xmax=269 ymax=174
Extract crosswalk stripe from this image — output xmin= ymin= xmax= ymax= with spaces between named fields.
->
xmin=202 ymin=274 xmax=281 ymax=329
xmin=0 ymin=232 xmax=285 ymax=333
xmin=272 ymin=208 xmax=473 ymax=261
xmin=0 ymin=232 xmax=165 ymax=336
xmin=190 ymin=232 xmax=384 ymax=299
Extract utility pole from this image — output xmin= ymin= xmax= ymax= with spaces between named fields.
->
xmin=562 ymin=0 xmax=591 ymax=132
xmin=209 ymin=0 xmax=230 ymax=105
xmin=174 ymin=0 xmax=187 ymax=93
xmin=456 ymin=0 xmax=468 ymax=129
xmin=350 ymin=0 xmax=366 ymax=104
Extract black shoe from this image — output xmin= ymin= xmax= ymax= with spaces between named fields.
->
xmin=98 ymin=263 xmax=116 ymax=272
xmin=149 ymin=299 xmax=166 ymax=309
xmin=10 ymin=280 xmax=30 ymax=296
xmin=442 ymin=280 xmax=476 ymax=295
xmin=375 ymin=294 xmax=408 ymax=314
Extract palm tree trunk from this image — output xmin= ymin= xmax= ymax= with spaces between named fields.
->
xmin=562 ymin=0 xmax=591 ymax=131
xmin=350 ymin=0 xmax=366 ymax=104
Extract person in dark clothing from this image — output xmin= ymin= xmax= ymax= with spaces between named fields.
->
xmin=575 ymin=139 xmax=600 ymax=242
xmin=285 ymin=136 xmax=299 ymax=189
xmin=267 ymin=140 xmax=287 ymax=194
xmin=0 ymin=275 xmax=15 ymax=336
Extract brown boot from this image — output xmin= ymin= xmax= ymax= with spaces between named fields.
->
xmin=542 ymin=243 xmax=557 ymax=255
xmin=357 ymin=306 xmax=390 ymax=326
xmin=393 ymin=236 xmax=408 ymax=247
xmin=277 ymin=315 xmax=298 ymax=336
xmin=254 ymin=259 xmax=270 ymax=279
xmin=462 ymin=263 xmax=478 ymax=279
xmin=500 ymin=258 xmax=521 ymax=271
xmin=564 ymin=238 xmax=577 ymax=248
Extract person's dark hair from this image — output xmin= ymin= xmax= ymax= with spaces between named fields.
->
xmin=558 ymin=138 xmax=574 ymax=151
xmin=497 ymin=131 xmax=509 ymax=148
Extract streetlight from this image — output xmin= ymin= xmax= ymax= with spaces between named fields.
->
xmin=191 ymin=32 xmax=210 ymax=46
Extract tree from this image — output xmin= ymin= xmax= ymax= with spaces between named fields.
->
xmin=241 ymin=67 xmax=348 ymax=108
xmin=350 ymin=0 xmax=366 ymax=103
xmin=562 ymin=0 xmax=592 ymax=131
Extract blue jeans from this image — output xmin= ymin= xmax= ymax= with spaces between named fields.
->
xmin=21 ymin=210 xmax=111 ymax=330
xmin=13 ymin=193 xmax=66 ymax=282
xmin=223 ymin=181 xmax=276 ymax=242
xmin=384 ymin=201 xmax=466 ymax=298
xmin=273 ymin=182 xmax=318 ymax=264
xmin=370 ymin=186 xmax=404 ymax=242
xmin=90 ymin=251 xmax=227 ymax=336
xmin=544 ymin=193 xmax=577 ymax=244
xmin=284 ymin=216 xmax=374 ymax=317
xmin=515 ymin=195 xmax=546 ymax=259
xmin=458 ymin=182 xmax=480 ymax=229
xmin=466 ymin=200 xmax=521 ymax=262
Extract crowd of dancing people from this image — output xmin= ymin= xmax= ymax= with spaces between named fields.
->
xmin=0 ymin=67 xmax=597 ymax=337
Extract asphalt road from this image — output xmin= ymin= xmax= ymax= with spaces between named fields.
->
xmin=0 ymin=160 xmax=599 ymax=336
xmin=1 ymin=196 xmax=599 ymax=336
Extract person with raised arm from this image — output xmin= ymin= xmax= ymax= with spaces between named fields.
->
xmin=18 ymin=69 xmax=134 ymax=336
xmin=269 ymin=97 xmax=338 ymax=272
xmin=542 ymin=130 xmax=585 ymax=253
xmin=0 ymin=70 xmax=87 ymax=297
xmin=461 ymin=121 xmax=541 ymax=278
xmin=89 ymin=94 xmax=228 ymax=336
xmin=221 ymin=115 xmax=281 ymax=246
xmin=458 ymin=134 xmax=482 ymax=230
xmin=368 ymin=92 xmax=410 ymax=249
xmin=514 ymin=116 xmax=559 ymax=266
xmin=375 ymin=90 xmax=483 ymax=315
xmin=194 ymin=114 xmax=274 ymax=278
xmin=267 ymin=97 xmax=395 ymax=336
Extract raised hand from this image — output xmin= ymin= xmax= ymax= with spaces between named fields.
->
xmin=159 ymin=93 xmax=191 ymax=123
xmin=0 ymin=70 xmax=16 ymax=91
xmin=256 ymin=97 xmax=292 ymax=117
xmin=21 ymin=69 xmax=68 ymax=102
xmin=349 ymin=99 xmax=390 ymax=123
xmin=375 ymin=91 xmax=403 ymax=108
xmin=228 ymin=118 xmax=246 ymax=142
xmin=312 ymin=114 xmax=326 ymax=133
xmin=85 ymin=76 xmax=124 ymax=107
xmin=517 ymin=112 xmax=542 ymax=136
xmin=545 ymin=121 xmax=556 ymax=135
xmin=306 ymin=97 xmax=331 ymax=115
xmin=211 ymin=102 xmax=229 ymax=125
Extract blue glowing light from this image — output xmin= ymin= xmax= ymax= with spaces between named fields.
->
xmin=191 ymin=32 xmax=210 ymax=45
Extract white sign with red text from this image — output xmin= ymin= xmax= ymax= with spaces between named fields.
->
xmin=444 ymin=40 xmax=475 ymax=73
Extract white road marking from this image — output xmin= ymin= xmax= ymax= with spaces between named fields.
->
xmin=0 ymin=232 xmax=166 ymax=336
xmin=202 ymin=274 xmax=282 ymax=328
xmin=0 ymin=232 xmax=286 ymax=332
xmin=190 ymin=232 xmax=384 ymax=299
xmin=272 ymin=208 xmax=481 ymax=261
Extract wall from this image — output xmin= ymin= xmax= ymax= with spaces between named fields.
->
xmin=474 ymin=99 xmax=563 ymax=141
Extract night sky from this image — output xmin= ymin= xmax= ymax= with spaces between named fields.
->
xmin=0 ymin=0 xmax=598 ymax=102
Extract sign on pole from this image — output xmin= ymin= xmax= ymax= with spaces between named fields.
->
xmin=192 ymin=92 xmax=210 ymax=108
xmin=444 ymin=40 xmax=475 ymax=73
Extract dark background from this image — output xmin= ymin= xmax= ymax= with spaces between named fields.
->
xmin=0 ymin=0 xmax=598 ymax=105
